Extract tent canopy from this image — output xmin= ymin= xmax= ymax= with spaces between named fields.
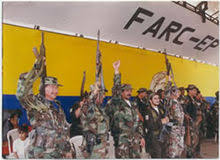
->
xmin=3 ymin=1 xmax=219 ymax=65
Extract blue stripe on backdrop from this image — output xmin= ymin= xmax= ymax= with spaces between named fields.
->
xmin=2 ymin=94 xmax=112 ymax=125
xmin=3 ymin=94 xmax=216 ymax=126
xmin=205 ymin=97 xmax=216 ymax=106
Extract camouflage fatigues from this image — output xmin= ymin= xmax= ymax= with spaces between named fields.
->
xmin=184 ymin=95 xmax=201 ymax=157
xmin=16 ymin=59 xmax=72 ymax=158
xmin=178 ymin=95 xmax=187 ymax=112
xmin=80 ymin=93 xmax=109 ymax=159
xmin=165 ymin=82 xmax=185 ymax=158
xmin=106 ymin=73 xmax=143 ymax=158
xmin=196 ymin=99 xmax=209 ymax=139
xmin=167 ymin=99 xmax=185 ymax=158
xmin=210 ymin=100 xmax=219 ymax=139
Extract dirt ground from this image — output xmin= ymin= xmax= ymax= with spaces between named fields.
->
xmin=201 ymin=138 xmax=219 ymax=158
xmin=108 ymin=135 xmax=219 ymax=158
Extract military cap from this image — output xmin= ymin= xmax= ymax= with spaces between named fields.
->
xmin=171 ymin=86 xmax=178 ymax=93
xmin=121 ymin=84 xmax=132 ymax=91
xmin=44 ymin=76 xmax=63 ymax=86
xmin=186 ymin=84 xmax=197 ymax=91
xmin=178 ymin=87 xmax=185 ymax=91
xmin=137 ymin=88 xmax=147 ymax=93
xmin=146 ymin=89 xmax=153 ymax=95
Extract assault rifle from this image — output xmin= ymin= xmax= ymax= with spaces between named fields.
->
xmin=80 ymin=71 xmax=88 ymax=100
xmin=164 ymin=49 xmax=176 ymax=86
xmin=95 ymin=30 xmax=107 ymax=94
xmin=33 ymin=32 xmax=47 ymax=96
xmin=84 ymin=31 xmax=108 ymax=153
xmin=158 ymin=49 xmax=177 ymax=142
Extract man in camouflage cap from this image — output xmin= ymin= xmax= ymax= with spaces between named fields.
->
xmin=44 ymin=76 xmax=63 ymax=86
xmin=105 ymin=60 xmax=145 ymax=158
xmin=80 ymin=82 xmax=109 ymax=159
xmin=16 ymin=55 xmax=73 ymax=158
xmin=134 ymin=88 xmax=148 ymax=121
xmin=184 ymin=84 xmax=203 ymax=158
xmin=185 ymin=84 xmax=198 ymax=121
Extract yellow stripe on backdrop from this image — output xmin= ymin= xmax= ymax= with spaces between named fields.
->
xmin=3 ymin=24 xmax=219 ymax=97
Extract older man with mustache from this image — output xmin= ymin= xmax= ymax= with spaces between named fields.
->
xmin=105 ymin=60 xmax=145 ymax=158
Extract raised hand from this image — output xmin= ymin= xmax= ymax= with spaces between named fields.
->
xmin=113 ymin=60 xmax=120 ymax=74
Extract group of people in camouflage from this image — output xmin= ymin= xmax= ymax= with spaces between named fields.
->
xmin=16 ymin=50 xmax=218 ymax=159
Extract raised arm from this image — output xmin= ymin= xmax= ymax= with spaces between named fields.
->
xmin=16 ymin=55 xmax=45 ymax=101
xmin=112 ymin=60 xmax=122 ymax=98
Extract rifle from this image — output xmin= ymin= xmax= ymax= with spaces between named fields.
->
xmin=157 ymin=101 xmax=173 ymax=143
xmin=95 ymin=30 xmax=107 ymax=95
xmin=164 ymin=49 xmax=176 ymax=86
xmin=158 ymin=49 xmax=178 ymax=142
xmin=186 ymin=117 xmax=191 ymax=146
xmin=33 ymin=32 xmax=47 ymax=96
xmin=80 ymin=71 xmax=88 ymax=101
xmin=40 ymin=32 xmax=47 ymax=96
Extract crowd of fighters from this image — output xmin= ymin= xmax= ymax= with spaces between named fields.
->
xmin=13 ymin=52 xmax=218 ymax=159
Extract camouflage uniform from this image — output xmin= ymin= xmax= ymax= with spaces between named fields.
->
xmin=184 ymin=95 xmax=201 ymax=158
xmin=178 ymin=95 xmax=187 ymax=112
xmin=105 ymin=98 xmax=119 ymax=152
xmin=106 ymin=73 xmax=143 ymax=158
xmin=80 ymin=92 xmax=109 ymax=159
xmin=196 ymin=98 xmax=209 ymax=139
xmin=165 ymin=82 xmax=185 ymax=158
xmin=211 ymin=99 xmax=219 ymax=140
xmin=16 ymin=59 xmax=72 ymax=158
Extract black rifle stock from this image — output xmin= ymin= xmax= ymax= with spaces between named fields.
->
xmin=80 ymin=71 xmax=88 ymax=100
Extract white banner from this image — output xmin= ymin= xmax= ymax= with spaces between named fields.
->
xmin=3 ymin=2 xmax=219 ymax=65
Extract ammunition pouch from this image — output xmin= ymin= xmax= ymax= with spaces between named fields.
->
xmin=85 ymin=132 xmax=96 ymax=154
xmin=85 ymin=132 xmax=108 ymax=154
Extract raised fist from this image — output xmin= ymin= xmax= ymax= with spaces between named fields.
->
xmin=113 ymin=60 xmax=120 ymax=73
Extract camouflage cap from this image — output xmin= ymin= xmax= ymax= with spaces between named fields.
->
xmin=171 ymin=86 xmax=179 ymax=93
xmin=121 ymin=84 xmax=132 ymax=91
xmin=186 ymin=84 xmax=197 ymax=91
xmin=137 ymin=88 xmax=147 ymax=93
xmin=44 ymin=76 xmax=63 ymax=86
xmin=146 ymin=89 xmax=153 ymax=95
xmin=178 ymin=87 xmax=185 ymax=91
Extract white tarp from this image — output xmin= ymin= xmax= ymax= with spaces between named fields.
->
xmin=3 ymin=2 xmax=219 ymax=65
